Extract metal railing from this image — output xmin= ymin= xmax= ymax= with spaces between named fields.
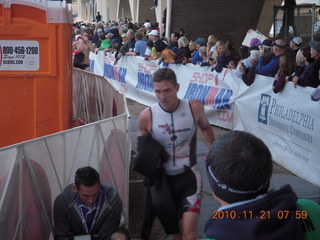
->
xmin=273 ymin=4 xmax=320 ymax=43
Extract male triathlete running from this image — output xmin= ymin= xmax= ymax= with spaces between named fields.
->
xmin=138 ymin=68 xmax=215 ymax=240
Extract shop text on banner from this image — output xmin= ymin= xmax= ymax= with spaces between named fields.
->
xmin=89 ymin=52 xmax=236 ymax=129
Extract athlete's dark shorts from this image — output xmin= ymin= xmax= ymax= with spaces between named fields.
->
xmin=74 ymin=63 xmax=90 ymax=70
xmin=166 ymin=166 xmax=202 ymax=219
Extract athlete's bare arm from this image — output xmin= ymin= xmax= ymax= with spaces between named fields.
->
xmin=138 ymin=107 xmax=152 ymax=136
xmin=72 ymin=40 xmax=78 ymax=51
xmin=190 ymin=100 xmax=215 ymax=148
xmin=86 ymin=39 xmax=96 ymax=52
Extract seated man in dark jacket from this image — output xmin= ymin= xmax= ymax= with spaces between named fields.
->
xmin=53 ymin=166 xmax=129 ymax=240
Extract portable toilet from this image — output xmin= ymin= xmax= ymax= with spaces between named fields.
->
xmin=0 ymin=0 xmax=73 ymax=147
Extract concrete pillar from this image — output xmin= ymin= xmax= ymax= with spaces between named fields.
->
xmin=78 ymin=0 xmax=87 ymax=21
xmin=87 ymin=1 xmax=93 ymax=21
xmin=109 ymin=0 xmax=119 ymax=21
xmin=165 ymin=0 xmax=172 ymax=40
xmin=256 ymin=0 xmax=283 ymax=37
xmin=137 ymin=0 xmax=156 ymax=23
xmin=155 ymin=0 xmax=167 ymax=36
xmin=96 ymin=0 xmax=101 ymax=15
xmin=97 ymin=0 xmax=119 ymax=22
xmin=119 ymin=0 xmax=132 ymax=20
xmin=100 ymin=0 xmax=107 ymax=22
xmin=128 ymin=0 xmax=138 ymax=23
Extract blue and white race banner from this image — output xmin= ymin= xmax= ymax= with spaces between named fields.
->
xmin=90 ymin=53 xmax=235 ymax=129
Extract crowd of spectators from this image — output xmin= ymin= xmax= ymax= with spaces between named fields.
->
xmin=72 ymin=19 xmax=320 ymax=101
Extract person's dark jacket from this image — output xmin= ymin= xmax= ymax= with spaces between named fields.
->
xmin=109 ymin=28 xmax=120 ymax=39
xmin=205 ymin=184 xmax=304 ymax=240
xmin=53 ymin=183 xmax=122 ymax=240
xmin=273 ymin=74 xmax=287 ymax=93
xmin=174 ymin=46 xmax=191 ymax=64
xmin=120 ymin=39 xmax=136 ymax=55
xmin=213 ymin=53 xmax=231 ymax=73
xmin=242 ymin=65 xmax=257 ymax=86
xmin=257 ymin=54 xmax=280 ymax=77
xmin=295 ymin=59 xmax=320 ymax=88
xmin=134 ymin=133 xmax=179 ymax=238
xmin=229 ymin=48 xmax=241 ymax=63
xmin=169 ymin=41 xmax=178 ymax=49
xmin=92 ymin=33 xmax=102 ymax=48
xmin=133 ymin=133 xmax=168 ymax=177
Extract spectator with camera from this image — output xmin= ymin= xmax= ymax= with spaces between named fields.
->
xmin=257 ymin=39 xmax=286 ymax=77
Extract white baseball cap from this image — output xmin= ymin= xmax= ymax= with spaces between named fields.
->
xmin=149 ymin=29 xmax=159 ymax=36
xmin=144 ymin=22 xmax=151 ymax=29
xmin=292 ymin=37 xmax=302 ymax=45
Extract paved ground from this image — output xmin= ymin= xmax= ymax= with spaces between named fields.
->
xmin=127 ymin=99 xmax=320 ymax=239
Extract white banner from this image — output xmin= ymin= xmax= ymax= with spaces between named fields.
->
xmin=234 ymin=75 xmax=320 ymax=188
xmin=89 ymin=53 xmax=320 ymax=187
xmin=90 ymin=53 xmax=236 ymax=129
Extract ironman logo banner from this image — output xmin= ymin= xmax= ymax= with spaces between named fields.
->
xmin=0 ymin=40 xmax=40 ymax=71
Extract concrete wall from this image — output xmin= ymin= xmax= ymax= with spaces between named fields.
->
xmin=257 ymin=0 xmax=283 ymax=37
xmin=78 ymin=0 xmax=120 ymax=22
xmin=119 ymin=0 xmax=132 ymax=20
xmin=170 ymin=0 xmax=266 ymax=48
xmin=77 ymin=0 xmax=278 ymax=46
xmin=137 ymin=0 xmax=156 ymax=23
xmin=101 ymin=0 xmax=119 ymax=22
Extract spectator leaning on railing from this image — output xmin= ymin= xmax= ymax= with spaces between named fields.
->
xmin=291 ymin=41 xmax=320 ymax=88
xmin=257 ymin=39 xmax=285 ymax=77
xmin=192 ymin=37 xmax=206 ymax=65
xmin=210 ymin=41 xmax=231 ymax=73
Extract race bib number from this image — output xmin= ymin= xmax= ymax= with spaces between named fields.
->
xmin=0 ymin=40 xmax=40 ymax=71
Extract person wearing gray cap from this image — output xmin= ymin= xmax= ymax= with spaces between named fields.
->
xmin=192 ymin=37 xmax=206 ymax=64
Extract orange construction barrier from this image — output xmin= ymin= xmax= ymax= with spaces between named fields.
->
xmin=0 ymin=0 xmax=73 ymax=147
